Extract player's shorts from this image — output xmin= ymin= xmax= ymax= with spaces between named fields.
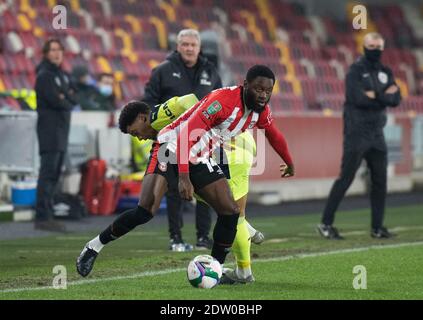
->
xmin=227 ymin=165 xmax=250 ymax=201
xmin=145 ymin=142 xmax=227 ymax=192
xmin=226 ymin=131 xmax=256 ymax=201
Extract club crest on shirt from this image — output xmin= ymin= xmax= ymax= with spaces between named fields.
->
xmin=158 ymin=162 xmax=167 ymax=172
xmin=200 ymin=71 xmax=211 ymax=86
xmin=207 ymin=101 xmax=222 ymax=115
xmin=201 ymin=71 xmax=209 ymax=79
xmin=378 ymin=71 xmax=388 ymax=84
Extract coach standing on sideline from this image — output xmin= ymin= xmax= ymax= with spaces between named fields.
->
xmin=34 ymin=39 xmax=77 ymax=232
xmin=317 ymin=32 xmax=401 ymax=240
xmin=143 ymin=29 xmax=222 ymax=251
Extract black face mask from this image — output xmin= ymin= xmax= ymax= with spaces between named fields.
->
xmin=364 ymin=47 xmax=382 ymax=63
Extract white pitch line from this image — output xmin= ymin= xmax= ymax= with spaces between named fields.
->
xmin=1 ymin=241 xmax=423 ymax=294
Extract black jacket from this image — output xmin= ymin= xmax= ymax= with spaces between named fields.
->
xmin=74 ymin=83 xmax=116 ymax=111
xmin=35 ymin=59 xmax=76 ymax=153
xmin=343 ymin=56 xmax=401 ymax=151
xmin=143 ymin=51 xmax=222 ymax=107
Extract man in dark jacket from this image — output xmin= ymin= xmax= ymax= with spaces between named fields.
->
xmin=34 ymin=39 xmax=77 ymax=232
xmin=317 ymin=32 xmax=401 ymax=240
xmin=143 ymin=29 xmax=222 ymax=251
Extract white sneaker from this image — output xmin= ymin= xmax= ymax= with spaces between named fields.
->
xmin=250 ymin=230 xmax=265 ymax=244
xmin=220 ymin=269 xmax=255 ymax=285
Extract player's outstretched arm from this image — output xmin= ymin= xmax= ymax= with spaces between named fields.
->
xmin=264 ymin=122 xmax=294 ymax=178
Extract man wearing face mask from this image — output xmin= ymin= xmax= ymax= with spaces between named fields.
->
xmin=317 ymin=32 xmax=401 ymax=240
xmin=72 ymin=65 xmax=98 ymax=111
xmin=94 ymin=73 xmax=116 ymax=111
xmin=72 ymin=71 xmax=115 ymax=112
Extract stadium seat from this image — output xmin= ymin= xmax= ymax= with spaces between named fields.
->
xmin=0 ymin=0 xmax=422 ymax=110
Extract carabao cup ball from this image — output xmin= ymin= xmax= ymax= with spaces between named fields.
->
xmin=187 ymin=255 xmax=222 ymax=289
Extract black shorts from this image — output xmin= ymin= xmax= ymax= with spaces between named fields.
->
xmin=145 ymin=142 xmax=228 ymax=192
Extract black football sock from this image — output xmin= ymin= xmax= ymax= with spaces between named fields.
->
xmin=99 ymin=206 xmax=153 ymax=244
xmin=211 ymin=213 xmax=240 ymax=264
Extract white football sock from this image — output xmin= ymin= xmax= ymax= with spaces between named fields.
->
xmin=236 ymin=266 xmax=252 ymax=279
xmin=246 ymin=221 xmax=257 ymax=238
xmin=88 ymin=235 xmax=104 ymax=253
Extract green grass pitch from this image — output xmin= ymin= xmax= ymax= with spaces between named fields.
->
xmin=0 ymin=204 xmax=422 ymax=300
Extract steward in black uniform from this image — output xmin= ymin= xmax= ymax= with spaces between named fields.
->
xmin=318 ymin=34 xmax=401 ymax=239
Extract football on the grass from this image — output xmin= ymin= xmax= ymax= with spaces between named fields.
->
xmin=187 ymin=255 xmax=222 ymax=288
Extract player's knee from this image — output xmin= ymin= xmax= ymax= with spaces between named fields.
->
xmin=139 ymin=194 xmax=156 ymax=213
xmin=230 ymin=203 xmax=240 ymax=215
xmin=134 ymin=206 xmax=154 ymax=222
xmin=219 ymin=202 xmax=240 ymax=216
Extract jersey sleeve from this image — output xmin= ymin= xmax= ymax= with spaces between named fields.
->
xmin=177 ymin=95 xmax=228 ymax=174
xmin=264 ymin=122 xmax=293 ymax=166
xmin=256 ymin=105 xmax=274 ymax=129
xmin=150 ymin=94 xmax=199 ymax=131
xmin=254 ymin=106 xmax=293 ymax=166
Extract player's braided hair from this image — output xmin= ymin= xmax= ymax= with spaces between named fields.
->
xmin=118 ymin=101 xmax=150 ymax=133
xmin=246 ymin=65 xmax=275 ymax=83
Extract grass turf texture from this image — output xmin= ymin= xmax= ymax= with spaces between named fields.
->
xmin=0 ymin=204 xmax=422 ymax=299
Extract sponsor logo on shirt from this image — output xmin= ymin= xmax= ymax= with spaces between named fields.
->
xmin=202 ymin=110 xmax=211 ymax=120
xmin=200 ymin=71 xmax=211 ymax=86
xmin=378 ymin=71 xmax=388 ymax=84
xmin=207 ymin=101 xmax=222 ymax=115
xmin=200 ymin=79 xmax=212 ymax=86
xmin=248 ymin=121 xmax=257 ymax=129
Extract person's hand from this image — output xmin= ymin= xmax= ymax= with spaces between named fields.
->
xmin=179 ymin=173 xmax=194 ymax=201
xmin=385 ymin=85 xmax=398 ymax=94
xmin=365 ymin=91 xmax=376 ymax=99
xmin=280 ymin=164 xmax=294 ymax=178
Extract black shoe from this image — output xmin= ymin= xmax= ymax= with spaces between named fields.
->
xmin=196 ymin=236 xmax=213 ymax=250
xmin=34 ymin=219 xmax=66 ymax=233
xmin=169 ymin=236 xmax=193 ymax=252
xmin=316 ymin=224 xmax=344 ymax=240
xmin=371 ymin=227 xmax=395 ymax=239
xmin=76 ymin=244 xmax=98 ymax=277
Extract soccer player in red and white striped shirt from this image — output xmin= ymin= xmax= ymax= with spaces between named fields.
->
xmin=76 ymin=65 xmax=294 ymax=277
xmin=156 ymin=65 xmax=294 ymax=264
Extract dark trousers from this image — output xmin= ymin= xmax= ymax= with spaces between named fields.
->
xmin=321 ymin=147 xmax=387 ymax=229
xmin=35 ymin=151 xmax=65 ymax=221
xmin=166 ymin=188 xmax=212 ymax=239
